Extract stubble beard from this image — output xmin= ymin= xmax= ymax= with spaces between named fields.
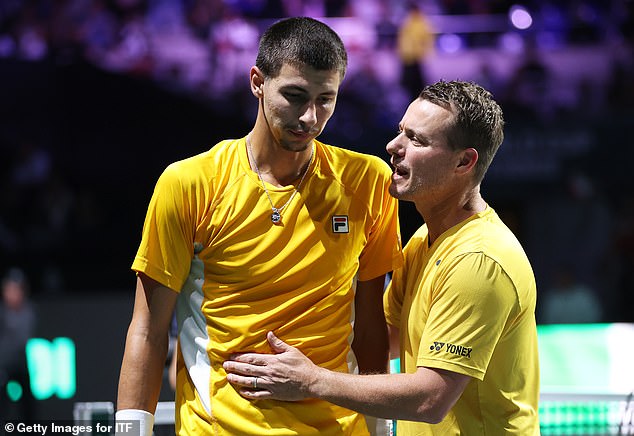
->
xmin=389 ymin=175 xmax=427 ymax=202
xmin=279 ymin=137 xmax=314 ymax=153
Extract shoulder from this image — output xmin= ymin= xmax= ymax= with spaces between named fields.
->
xmin=318 ymin=141 xmax=390 ymax=170
xmin=443 ymin=208 xmax=535 ymax=303
xmin=316 ymin=141 xmax=392 ymax=184
xmin=402 ymin=224 xmax=430 ymax=265
xmin=161 ymin=139 xmax=241 ymax=187
xmin=445 ymin=209 xmax=533 ymax=281
xmin=404 ymin=225 xmax=429 ymax=252
xmin=452 ymin=208 xmax=525 ymax=256
xmin=166 ymin=139 xmax=238 ymax=172
xmin=434 ymin=208 xmax=534 ymax=283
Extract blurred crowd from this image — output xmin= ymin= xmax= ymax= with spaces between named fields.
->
xmin=1 ymin=0 xmax=632 ymax=100
xmin=1 ymin=0 xmax=634 ymax=323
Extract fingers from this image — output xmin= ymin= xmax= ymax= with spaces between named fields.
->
xmin=223 ymin=332 xmax=308 ymax=402
xmin=225 ymin=372 xmax=261 ymax=390
xmin=225 ymin=373 xmax=274 ymax=400
xmin=224 ymin=331 xmax=287 ymax=374
xmin=228 ymin=352 xmax=270 ymax=365
xmin=223 ymin=359 xmax=264 ymax=378
xmin=266 ymin=331 xmax=288 ymax=352
xmin=230 ymin=331 xmax=287 ymax=361
xmin=237 ymin=388 xmax=273 ymax=400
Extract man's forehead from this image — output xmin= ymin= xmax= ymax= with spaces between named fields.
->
xmin=270 ymin=63 xmax=341 ymax=90
xmin=401 ymin=100 xmax=454 ymax=134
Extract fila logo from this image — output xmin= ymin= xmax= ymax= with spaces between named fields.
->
xmin=429 ymin=341 xmax=472 ymax=358
xmin=332 ymin=215 xmax=349 ymax=233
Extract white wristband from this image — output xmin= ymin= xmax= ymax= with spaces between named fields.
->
xmin=115 ymin=409 xmax=154 ymax=436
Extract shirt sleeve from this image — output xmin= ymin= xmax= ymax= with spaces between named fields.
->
xmin=383 ymin=228 xmax=426 ymax=329
xmin=383 ymin=273 xmax=402 ymax=329
xmin=357 ymin=160 xmax=403 ymax=282
xmin=131 ymin=163 xmax=195 ymax=292
xmin=417 ymin=252 xmax=520 ymax=380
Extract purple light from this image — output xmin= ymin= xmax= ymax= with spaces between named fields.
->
xmin=438 ymin=34 xmax=463 ymax=54
xmin=510 ymin=5 xmax=533 ymax=30
xmin=499 ymin=32 xmax=524 ymax=53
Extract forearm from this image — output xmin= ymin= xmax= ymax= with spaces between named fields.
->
xmin=117 ymin=321 xmax=169 ymax=412
xmin=352 ymin=319 xmax=388 ymax=374
xmin=353 ymin=276 xmax=389 ymax=374
xmin=225 ymin=332 xmax=470 ymax=423
xmin=312 ymin=369 xmax=443 ymax=423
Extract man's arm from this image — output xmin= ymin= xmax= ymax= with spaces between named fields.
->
xmin=117 ymin=273 xmax=178 ymax=412
xmin=223 ymin=332 xmax=471 ymax=423
xmin=352 ymin=275 xmax=389 ymax=374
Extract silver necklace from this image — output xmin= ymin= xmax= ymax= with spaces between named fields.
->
xmin=246 ymin=135 xmax=314 ymax=224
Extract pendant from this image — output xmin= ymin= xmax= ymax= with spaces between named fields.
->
xmin=271 ymin=209 xmax=281 ymax=224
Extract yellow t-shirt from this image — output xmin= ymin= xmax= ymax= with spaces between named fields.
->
xmin=132 ymin=137 xmax=403 ymax=435
xmin=384 ymin=207 xmax=539 ymax=436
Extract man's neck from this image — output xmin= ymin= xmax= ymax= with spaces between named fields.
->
xmin=416 ymin=188 xmax=486 ymax=245
xmin=247 ymin=130 xmax=314 ymax=187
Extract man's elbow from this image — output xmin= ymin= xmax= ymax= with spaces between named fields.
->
xmin=414 ymin=398 xmax=453 ymax=424
xmin=125 ymin=320 xmax=169 ymax=351
xmin=409 ymin=367 xmax=468 ymax=424
xmin=420 ymin=408 xmax=449 ymax=424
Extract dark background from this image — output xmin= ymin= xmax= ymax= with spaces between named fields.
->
xmin=1 ymin=0 xmax=633 ymax=420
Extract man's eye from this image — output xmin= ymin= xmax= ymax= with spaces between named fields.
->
xmin=285 ymin=93 xmax=303 ymax=101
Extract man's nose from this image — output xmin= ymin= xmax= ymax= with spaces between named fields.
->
xmin=386 ymin=134 xmax=404 ymax=156
xmin=299 ymin=102 xmax=317 ymax=127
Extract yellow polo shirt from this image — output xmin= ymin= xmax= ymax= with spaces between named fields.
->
xmin=133 ymin=137 xmax=403 ymax=435
xmin=384 ymin=207 xmax=539 ymax=435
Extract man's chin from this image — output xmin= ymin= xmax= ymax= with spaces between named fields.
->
xmin=390 ymin=184 xmax=417 ymax=202
xmin=388 ymin=184 xmax=403 ymax=199
xmin=281 ymin=139 xmax=315 ymax=153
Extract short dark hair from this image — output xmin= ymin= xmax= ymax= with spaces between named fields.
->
xmin=420 ymin=80 xmax=505 ymax=183
xmin=256 ymin=17 xmax=347 ymax=80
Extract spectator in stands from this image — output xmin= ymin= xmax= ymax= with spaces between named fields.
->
xmin=396 ymin=2 xmax=435 ymax=100
xmin=540 ymin=263 xmax=603 ymax=324
xmin=0 ymin=267 xmax=36 ymax=420
xmin=504 ymin=40 xmax=553 ymax=121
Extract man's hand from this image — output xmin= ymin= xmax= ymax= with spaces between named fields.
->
xmin=223 ymin=331 xmax=322 ymax=401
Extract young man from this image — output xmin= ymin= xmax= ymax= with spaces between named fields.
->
xmin=223 ymin=80 xmax=540 ymax=435
xmin=116 ymin=17 xmax=402 ymax=435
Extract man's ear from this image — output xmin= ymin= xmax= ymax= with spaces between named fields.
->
xmin=250 ymin=66 xmax=265 ymax=98
xmin=456 ymin=148 xmax=478 ymax=174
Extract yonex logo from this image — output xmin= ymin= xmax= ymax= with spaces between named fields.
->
xmin=430 ymin=341 xmax=444 ymax=351
xmin=429 ymin=341 xmax=472 ymax=358
xmin=332 ymin=216 xmax=349 ymax=233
